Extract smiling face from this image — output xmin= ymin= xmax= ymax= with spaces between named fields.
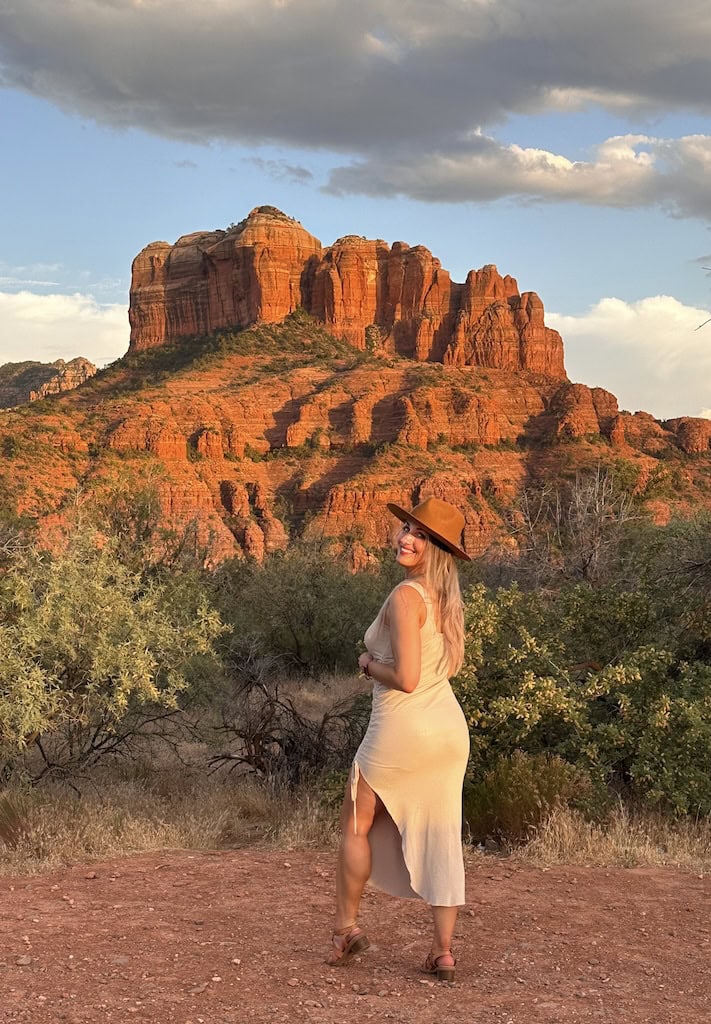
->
xmin=395 ymin=521 xmax=429 ymax=573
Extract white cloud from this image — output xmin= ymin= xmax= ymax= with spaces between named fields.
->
xmin=326 ymin=133 xmax=711 ymax=216
xmin=0 ymin=276 xmax=61 ymax=287
xmin=0 ymin=292 xmax=128 ymax=366
xmin=548 ymin=295 xmax=711 ymax=420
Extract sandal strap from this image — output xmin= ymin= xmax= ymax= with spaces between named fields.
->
xmin=333 ymin=922 xmax=360 ymax=937
xmin=427 ymin=950 xmax=456 ymax=968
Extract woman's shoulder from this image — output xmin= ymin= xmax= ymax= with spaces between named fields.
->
xmin=395 ymin=578 xmax=431 ymax=602
xmin=385 ymin=580 xmax=428 ymax=624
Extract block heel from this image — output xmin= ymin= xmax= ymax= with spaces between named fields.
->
xmin=326 ymin=924 xmax=370 ymax=967
xmin=422 ymin=950 xmax=456 ymax=982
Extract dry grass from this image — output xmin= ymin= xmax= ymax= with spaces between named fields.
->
xmin=284 ymin=671 xmax=368 ymax=719
xmin=6 ymin=776 xmax=710 ymax=879
xmin=520 ymin=803 xmax=711 ymax=872
xmin=0 ymin=775 xmax=339 ymax=877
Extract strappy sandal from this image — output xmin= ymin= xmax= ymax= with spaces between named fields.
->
xmin=421 ymin=949 xmax=456 ymax=982
xmin=326 ymin=923 xmax=371 ymax=967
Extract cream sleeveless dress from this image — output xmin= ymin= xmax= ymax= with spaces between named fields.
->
xmin=351 ymin=579 xmax=470 ymax=907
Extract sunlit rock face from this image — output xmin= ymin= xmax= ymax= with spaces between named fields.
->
xmin=129 ymin=207 xmax=566 ymax=378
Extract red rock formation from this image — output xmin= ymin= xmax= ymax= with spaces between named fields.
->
xmin=196 ymin=427 xmax=224 ymax=460
xmin=107 ymin=418 xmax=187 ymax=461
xmin=129 ymin=208 xmax=322 ymax=351
xmin=551 ymin=383 xmax=619 ymax=441
xmin=129 ymin=207 xmax=566 ymax=377
xmin=666 ymin=417 xmax=711 ymax=454
xmin=622 ymin=412 xmax=669 ymax=455
xmin=609 ymin=415 xmax=627 ymax=448
xmin=4 ymin=311 xmax=708 ymax=570
xmin=0 ymin=357 xmax=96 ymax=408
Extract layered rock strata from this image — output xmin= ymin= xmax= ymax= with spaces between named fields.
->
xmin=129 ymin=207 xmax=566 ymax=377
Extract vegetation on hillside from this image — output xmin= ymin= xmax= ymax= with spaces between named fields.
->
xmin=0 ymin=466 xmax=709 ymax=875
xmin=79 ymin=309 xmax=368 ymax=396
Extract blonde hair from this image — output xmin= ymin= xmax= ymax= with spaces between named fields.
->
xmin=422 ymin=539 xmax=465 ymax=677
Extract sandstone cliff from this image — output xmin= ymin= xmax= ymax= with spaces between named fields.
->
xmin=1 ymin=210 xmax=708 ymax=566
xmin=2 ymin=314 xmax=708 ymax=567
xmin=0 ymin=357 xmax=96 ymax=408
xmin=129 ymin=207 xmax=566 ymax=377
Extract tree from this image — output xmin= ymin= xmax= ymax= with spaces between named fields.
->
xmin=506 ymin=465 xmax=638 ymax=587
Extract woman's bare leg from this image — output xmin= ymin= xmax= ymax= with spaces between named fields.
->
xmin=334 ymin=773 xmax=380 ymax=932
xmin=430 ymin=905 xmax=458 ymax=963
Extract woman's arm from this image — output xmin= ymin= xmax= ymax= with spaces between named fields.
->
xmin=358 ymin=585 xmax=425 ymax=693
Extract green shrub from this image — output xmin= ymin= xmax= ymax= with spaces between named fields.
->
xmin=0 ymin=528 xmax=223 ymax=781
xmin=1 ymin=436 xmax=19 ymax=459
xmin=463 ymin=751 xmax=596 ymax=844
xmin=456 ymin=514 xmax=711 ymax=814
xmin=213 ymin=540 xmax=398 ymax=674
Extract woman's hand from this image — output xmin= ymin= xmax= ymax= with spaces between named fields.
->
xmin=358 ymin=652 xmax=374 ymax=675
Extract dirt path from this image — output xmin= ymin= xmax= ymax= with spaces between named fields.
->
xmin=1 ymin=850 xmax=709 ymax=1024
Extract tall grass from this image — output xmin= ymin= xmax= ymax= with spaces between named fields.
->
xmin=520 ymin=803 xmax=711 ymax=871
xmin=0 ymin=775 xmax=338 ymax=876
xmin=4 ymin=775 xmax=710 ymax=877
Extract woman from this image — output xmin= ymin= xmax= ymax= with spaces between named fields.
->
xmin=327 ymin=497 xmax=471 ymax=982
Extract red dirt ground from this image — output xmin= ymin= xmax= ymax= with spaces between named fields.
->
xmin=1 ymin=850 xmax=709 ymax=1024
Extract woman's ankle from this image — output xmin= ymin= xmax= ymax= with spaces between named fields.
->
xmin=430 ymin=948 xmax=454 ymax=965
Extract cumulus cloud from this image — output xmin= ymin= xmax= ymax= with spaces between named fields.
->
xmin=326 ymin=133 xmax=711 ymax=215
xmin=0 ymin=292 xmax=128 ymax=366
xmin=548 ymin=295 xmax=711 ymax=420
xmin=1 ymin=1 xmax=711 ymax=151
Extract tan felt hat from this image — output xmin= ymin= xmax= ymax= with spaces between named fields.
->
xmin=386 ymin=497 xmax=471 ymax=561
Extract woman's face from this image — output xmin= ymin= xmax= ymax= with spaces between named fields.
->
xmin=395 ymin=521 xmax=428 ymax=571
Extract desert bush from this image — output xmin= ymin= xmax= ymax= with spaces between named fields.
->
xmin=213 ymin=540 xmax=397 ymax=674
xmin=456 ymin=545 xmax=711 ymax=814
xmin=208 ymin=677 xmax=371 ymax=787
xmin=505 ymin=465 xmax=638 ymax=587
xmin=89 ymin=478 xmax=214 ymax=574
xmin=0 ymin=527 xmax=223 ymax=783
xmin=463 ymin=751 xmax=597 ymax=844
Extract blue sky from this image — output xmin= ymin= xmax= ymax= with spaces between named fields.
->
xmin=1 ymin=0 xmax=710 ymax=420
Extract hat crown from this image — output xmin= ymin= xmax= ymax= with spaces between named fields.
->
xmin=409 ymin=497 xmax=465 ymax=546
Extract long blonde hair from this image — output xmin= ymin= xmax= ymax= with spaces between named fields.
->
xmin=422 ymin=540 xmax=465 ymax=677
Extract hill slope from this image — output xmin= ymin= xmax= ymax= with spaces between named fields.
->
xmin=0 ymin=313 xmax=709 ymax=563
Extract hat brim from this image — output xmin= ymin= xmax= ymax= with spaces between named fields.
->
xmin=386 ymin=503 xmax=472 ymax=561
